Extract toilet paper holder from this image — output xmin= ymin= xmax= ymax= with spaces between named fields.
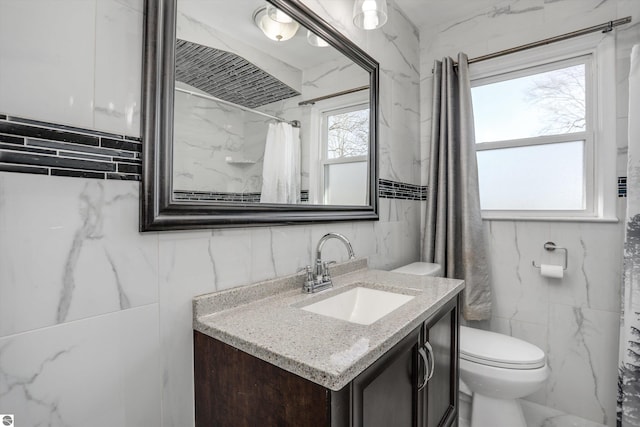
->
xmin=531 ymin=241 xmax=568 ymax=270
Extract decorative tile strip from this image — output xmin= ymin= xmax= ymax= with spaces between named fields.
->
xmin=174 ymin=190 xmax=310 ymax=203
xmin=0 ymin=114 xmax=142 ymax=181
xmin=619 ymin=176 xmax=627 ymax=198
xmin=174 ymin=190 xmax=262 ymax=203
xmin=378 ymin=178 xmax=427 ymax=201
xmin=174 ymin=182 xmax=425 ymax=203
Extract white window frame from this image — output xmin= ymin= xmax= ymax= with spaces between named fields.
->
xmin=308 ymin=91 xmax=369 ymax=204
xmin=469 ymin=33 xmax=617 ymax=222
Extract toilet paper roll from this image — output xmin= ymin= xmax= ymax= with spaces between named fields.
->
xmin=540 ymin=264 xmax=564 ymax=279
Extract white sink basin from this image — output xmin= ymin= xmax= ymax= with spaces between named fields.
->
xmin=301 ymin=287 xmax=414 ymax=325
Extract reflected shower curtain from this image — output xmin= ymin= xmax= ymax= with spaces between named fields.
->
xmin=618 ymin=44 xmax=640 ymax=427
xmin=260 ymin=122 xmax=300 ymax=204
xmin=424 ymin=53 xmax=491 ymax=321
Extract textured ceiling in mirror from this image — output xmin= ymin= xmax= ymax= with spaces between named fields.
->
xmin=175 ymin=39 xmax=301 ymax=109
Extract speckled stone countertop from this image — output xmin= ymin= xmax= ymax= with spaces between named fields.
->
xmin=193 ymin=258 xmax=464 ymax=391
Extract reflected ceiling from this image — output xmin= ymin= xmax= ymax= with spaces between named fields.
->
xmin=177 ymin=0 xmax=344 ymax=69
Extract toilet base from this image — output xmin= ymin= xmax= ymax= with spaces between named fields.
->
xmin=471 ymin=393 xmax=527 ymax=427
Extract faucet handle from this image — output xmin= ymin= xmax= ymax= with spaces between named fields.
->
xmin=298 ymin=265 xmax=314 ymax=279
xmin=299 ymin=265 xmax=315 ymax=293
xmin=322 ymin=261 xmax=336 ymax=281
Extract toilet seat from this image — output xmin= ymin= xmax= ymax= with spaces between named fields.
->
xmin=460 ymin=326 xmax=545 ymax=369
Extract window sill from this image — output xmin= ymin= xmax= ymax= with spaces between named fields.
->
xmin=481 ymin=215 xmax=619 ymax=223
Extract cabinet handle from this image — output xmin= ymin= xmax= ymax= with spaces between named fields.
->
xmin=417 ymin=347 xmax=429 ymax=391
xmin=424 ymin=342 xmax=435 ymax=382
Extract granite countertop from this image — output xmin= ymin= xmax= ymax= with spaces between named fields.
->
xmin=193 ymin=258 xmax=464 ymax=391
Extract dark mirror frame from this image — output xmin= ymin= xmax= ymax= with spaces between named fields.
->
xmin=140 ymin=0 xmax=379 ymax=231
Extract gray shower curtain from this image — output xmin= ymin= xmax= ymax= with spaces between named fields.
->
xmin=424 ymin=53 xmax=491 ymax=321
xmin=617 ymin=43 xmax=640 ymax=427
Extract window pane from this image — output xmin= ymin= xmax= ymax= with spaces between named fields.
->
xmin=472 ymin=64 xmax=585 ymax=143
xmin=324 ymin=162 xmax=368 ymax=205
xmin=477 ymin=141 xmax=584 ymax=210
xmin=327 ymin=109 xmax=369 ymax=159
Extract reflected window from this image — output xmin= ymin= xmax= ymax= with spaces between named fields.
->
xmin=322 ymin=105 xmax=369 ymax=205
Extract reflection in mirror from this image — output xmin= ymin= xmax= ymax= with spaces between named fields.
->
xmin=140 ymin=0 xmax=379 ymax=230
xmin=173 ymin=0 xmax=370 ymax=206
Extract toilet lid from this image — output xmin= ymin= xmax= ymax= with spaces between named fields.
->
xmin=460 ymin=326 xmax=546 ymax=369
xmin=391 ymin=262 xmax=442 ymax=276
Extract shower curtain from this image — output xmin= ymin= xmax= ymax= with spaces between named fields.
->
xmin=424 ymin=53 xmax=492 ymax=321
xmin=260 ymin=122 xmax=301 ymax=204
xmin=618 ymin=43 xmax=640 ymax=427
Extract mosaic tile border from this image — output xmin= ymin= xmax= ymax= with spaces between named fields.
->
xmin=0 ymin=114 xmax=142 ymax=180
xmin=174 ymin=190 xmax=310 ymax=203
xmin=619 ymin=176 xmax=627 ymax=198
xmin=379 ymin=178 xmax=427 ymax=201
xmin=175 ymin=183 xmax=427 ymax=203
xmin=174 ymin=190 xmax=261 ymax=203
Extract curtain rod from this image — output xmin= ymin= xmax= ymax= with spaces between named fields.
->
xmin=298 ymin=85 xmax=369 ymax=106
xmin=440 ymin=16 xmax=632 ymax=70
xmin=175 ymin=87 xmax=301 ymax=128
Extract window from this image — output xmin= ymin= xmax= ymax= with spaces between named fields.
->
xmin=469 ymin=35 xmax=616 ymax=220
xmin=320 ymin=104 xmax=369 ymax=205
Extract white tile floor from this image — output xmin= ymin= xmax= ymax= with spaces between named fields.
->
xmin=520 ymin=400 xmax=608 ymax=427
xmin=459 ymin=398 xmax=608 ymax=427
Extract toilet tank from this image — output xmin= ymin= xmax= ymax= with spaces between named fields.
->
xmin=391 ymin=262 xmax=442 ymax=277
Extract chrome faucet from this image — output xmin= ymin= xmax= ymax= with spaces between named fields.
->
xmin=302 ymin=232 xmax=356 ymax=293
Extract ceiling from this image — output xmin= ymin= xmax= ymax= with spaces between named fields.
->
xmin=393 ymin=0 xmax=504 ymax=30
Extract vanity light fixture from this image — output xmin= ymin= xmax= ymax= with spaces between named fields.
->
xmin=266 ymin=4 xmax=293 ymax=24
xmin=307 ymin=30 xmax=329 ymax=47
xmin=253 ymin=6 xmax=299 ymax=42
xmin=353 ymin=0 xmax=388 ymax=30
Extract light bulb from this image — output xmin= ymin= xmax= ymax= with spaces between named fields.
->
xmin=363 ymin=11 xmax=379 ymax=30
xmin=362 ymin=0 xmax=378 ymax=13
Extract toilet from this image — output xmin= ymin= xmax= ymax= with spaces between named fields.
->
xmin=391 ymin=262 xmax=550 ymax=427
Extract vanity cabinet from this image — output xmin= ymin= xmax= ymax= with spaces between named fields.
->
xmin=194 ymin=294 xmax=460 ymax=427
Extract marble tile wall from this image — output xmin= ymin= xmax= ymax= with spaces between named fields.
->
xmin=0 ymin=0 xmax=143 ymax=138
xmin=418 ymin=1 xmax=640 ymax=425
xmin=172 ymin=89 xmax=259 ymax=193
xmin=0 ymin=1 xmax=421 ymax=426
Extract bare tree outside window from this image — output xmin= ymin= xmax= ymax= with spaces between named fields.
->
xmin=526 ymin=64 xmax=586 ymax=135
xmin=327 ymin=109 xmax=369 ymax=159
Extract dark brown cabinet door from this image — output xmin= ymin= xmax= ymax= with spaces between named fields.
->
xmin=194 ymin=331 xmax=331 ymax=427
xmin=351 ymin=327 xmax=421 ymax=427
xmin=421 ymin=296 xmax=460 ymax=427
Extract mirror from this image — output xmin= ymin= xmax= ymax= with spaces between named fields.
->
xmin=141 ymin=0 xmax=379 ymax=231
